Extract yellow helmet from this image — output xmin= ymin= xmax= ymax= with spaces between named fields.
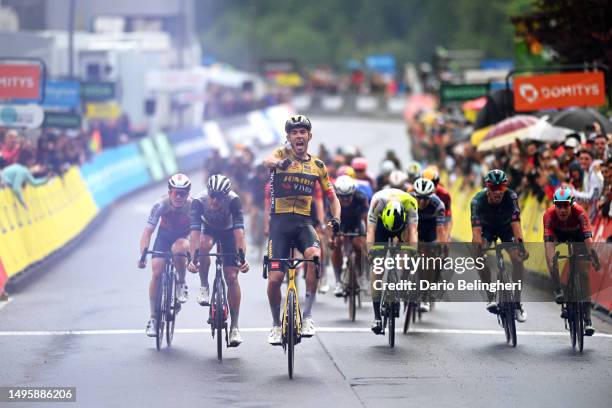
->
xmin=421 ymin=166 xmax=440 ymax=184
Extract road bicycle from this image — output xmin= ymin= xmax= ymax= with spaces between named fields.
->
xmin=263 ymin=245 xmax=319 ymax=379
xmin=140 ymin=248 xmax=188 ymax=351
xmin=552 ymin=242 xmax=599 ymax=353
xmin=336 ymin=231 xmax=365 ymax=321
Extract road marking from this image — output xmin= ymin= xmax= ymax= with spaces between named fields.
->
xmin=0 ymin=327 xmax=611 ymax=339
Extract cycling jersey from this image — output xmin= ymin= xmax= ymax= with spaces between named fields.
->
xmin=355 ymin=180 xmax=373 ymax=203
xmin=435 ymin=185 xmax=452 ymax=222
xmin=190 ymin=190 xmax=245 ymax=232
xmin=471 ymin=189 xmax=520 ymax=242
xmin=367 ymin=188 xmax=419 ymax=226
xmin=147 ymin=196 xmax=192 ymax=235
xmin=543 ymin=203 xmax=592 ymax=242
xmin=269 ymin=147 xmax=333 ymax=217
xmin=340 ymin=189 xmax=369 ymax=233
xmin=413 ymin=193 xmax=446 ymax=242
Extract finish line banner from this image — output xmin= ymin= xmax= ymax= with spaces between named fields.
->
xmin=362 ymin=242 xmax=612 ymax=304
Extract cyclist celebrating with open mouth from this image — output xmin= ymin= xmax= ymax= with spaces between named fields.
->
xmin=263 ymin=115 xmax=341 ymax=345
xmin=138 ymin=174 xmax=193 ymax=337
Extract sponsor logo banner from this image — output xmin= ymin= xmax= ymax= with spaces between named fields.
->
xmin=0 ymin=62 xmax=43 ymax=101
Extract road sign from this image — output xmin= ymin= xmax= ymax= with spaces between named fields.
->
xmin=440 ymin=83 xmax=490 ymax=105
xmin=42 ymin=111 xmax=82 ymax=129
xmin=514 ymin=71 xmax=606 ymax=111
xmin=81 ymin=81 xmax=115 ymax=101
xmin=0 ymin=62 xmax=44 ymax=102
xmin=43 ymin=80 xmax=80 ymax=109
xmin=85 ymin=101 xmax=121 ymax=119
xmin=0 ymin=104 xmax=44 ymax=129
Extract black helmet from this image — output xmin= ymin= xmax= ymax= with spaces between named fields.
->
xmin=285 ymin=115 xmax=312 ymax=133
xmin=484 ymin=169 xmax=508 ymax=185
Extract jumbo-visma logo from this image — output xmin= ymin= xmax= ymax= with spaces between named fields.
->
xmin=518 ymin=83 xmax=539 ymax=104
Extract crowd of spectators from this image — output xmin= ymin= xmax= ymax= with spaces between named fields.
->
xmin=408 ymin=111 xmax=612 ymax=224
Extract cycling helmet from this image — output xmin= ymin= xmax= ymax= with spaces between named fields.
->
xmin=413 ymin=178 xmax=435 ymax=197
xmin=553 ymin=186 xmax=574 ymax=204
xmin=351 ymin=157 xmax=368 ymax=171
xmin=381 ymin=160 xmax=396 ymax=175
xmin=337 ymin=165 xmax=356 ymax=179
xmin=388 ymin=170 xmax=408 ymax=188
xmin=207 ymin=174 xmax=232 ymax=195
xmin=285 ymin=114 xmax=312 ymax=133
xmin=484 ymin=169 xmax=508 ymax=185
xmin=406 ymin=161 xmax=422 ymax=178
xmin=421 ymin=166 xmax=440 ymax=184
xmin=168 ymin=173 xmax=191 ymax=191
xmin=381 ymin=201 xmax=407 ymax=232
xmin=335 ymin=175 xmax=357 ymax=196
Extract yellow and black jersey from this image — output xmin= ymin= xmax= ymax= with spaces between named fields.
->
xmin=269 ymin=147 xmax=333 ymax=217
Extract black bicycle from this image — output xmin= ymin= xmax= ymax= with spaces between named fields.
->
xmin=483 ymin=241 xmax=522 ymax=347
xmin=552 ymin=242 xmax=599 ymax=352
xmin=263 ymin=245 xmax=320 ymax=379
xmin=195 ymin=247 xmax=245 ymax=362
xmin=336 ymin=232 xmax=365 ymax=321
xmin=140 ymin=248 xmax=188 ymax=351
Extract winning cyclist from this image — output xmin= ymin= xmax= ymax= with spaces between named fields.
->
xmin=187 ymin=174 xmax=250 ymax=347
xmin=543 ymin=186 xmax=597 ymax=336
xmin=263 ymin=115 xmax=341 ymax=345
xmin=471 ymin=169 xmax=529 ymax=322
xmin=138 ymin=174 xmax=192 ymax=337
xmin=367 ymin=188 xmax=418 ymax=334
xmin=331 ymin=175 xmax=369 ymax=296
xmin=411 ymin=177 xmax=447 ymax=312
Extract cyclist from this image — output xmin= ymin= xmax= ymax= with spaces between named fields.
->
xmin=367 ymin=188 xmax=418 ymax=334
xmin=471 ymin=169 xmax=529 ymax=322
xmin=187 ymin=174 xmax=250 ymax=347
xmin=406 ymin=160 xmax=422 ymax=184
xmin=375 ymin=160 xmax=397 ymax=192
xmin=263 ymin=115 xmax=341 ymax=345
xmin=351 ymin=157 xmax=376 ymax=191
xmin=411 ymin=177 xmax=447 ymax=312
xmin=138 ymin=174 xmax=192 ymax=337
xmin=385 ymin=170 xmax=409 ymax=191
xmin=331 ymin=175 xmax=369 ymax=296
xmin=422 ymin=166 xmax=452 ymax=241
xmin=543 ymin=186 xmax=597 ymax=336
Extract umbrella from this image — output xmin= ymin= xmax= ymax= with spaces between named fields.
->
xmin=549 ymin=108 xmax=612 ymax=134
xmin=477 ymin=116 xmax=572 ymax=151
xmin=462 ymin=97 xmax=487 ymax=111
xmin=474 ymin=89 xmax=514 ymax=130
xmin=471 ymin=125 xmax=492 ymax=146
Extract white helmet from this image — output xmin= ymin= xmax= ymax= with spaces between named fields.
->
xmin=207 ymin=174 xmax=232 ymax=195
xmin=388 ymin=170 xmax=408 ymax=188
xmin=335 ymin=175 xmax=357 ymax=196
xmin=381 ymin=160 xmax=396 ymax=175
xmin=413 ymin=177 xmax=435 ymax=197
xmin=168 ymin=173 xmax=191 ymax=191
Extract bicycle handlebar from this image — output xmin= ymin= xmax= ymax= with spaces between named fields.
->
xmin=262 ymin=255 xmax=320 ymax=279
xmin=139 ymin=247 xmax=191 ymax=263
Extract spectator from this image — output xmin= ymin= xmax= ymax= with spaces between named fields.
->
xmin=573 ymin=148 xmax=604 ymax=222
xmin=593 ymin=134 xmax=610 ymax=161
xmin=0 ymin=129 xmax=22 ymax=168
xmin=1 ymin=148 xmax=49 ymax=207
xmin=559 ymin=137 xmax=580 ymax=173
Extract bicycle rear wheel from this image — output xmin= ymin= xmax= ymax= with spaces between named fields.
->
xmin=577 ymin=303 xmax=584 ymax=353
xmin=287 ymin=289 xmax=296 ymax=379
xmin=348 ymin=260 xmax=357 ymax=321
xmin=388 ymin=303 xmax=396 ymax=348
xmin=509 ymin=304 xmax=517 ymax=347
xmin=156 ymin=274 xmax=167 ymax=351
xmin=567 ymin=303 xmax=577 ymax=349
xmin=403 ymin=302 xmax=414 ymax=334
xmin=166 ymin=274 xmax=177 ymax=346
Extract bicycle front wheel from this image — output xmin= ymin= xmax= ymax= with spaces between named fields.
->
xmin=166 ymin=275 xmax=177 ymax=347
xmin=287 ymin=289 xmax=296 ymax=379
xmin=156 ymin=274 xmax=167 ymax=351
xmin=567 ymin=303 xmax=577 ymax=349
xmin=577 ymin=303 xmax=584 ymax=353
xmin=388 ymin=303 xmax=396 ymax=348
xmin=348 ymin=262 xmax=357 ymax=322
xmin=215 ymin=283 xmax=224 ymax=362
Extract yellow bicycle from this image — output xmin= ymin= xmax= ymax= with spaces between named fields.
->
xmin=263 ymin=246 xmax=319 ymax=379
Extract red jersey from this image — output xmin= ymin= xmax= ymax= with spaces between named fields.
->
xmin=543 ymin=203 xmax=592 ymax=242
xmin=435 ymin=185 xmax=452 ymax=219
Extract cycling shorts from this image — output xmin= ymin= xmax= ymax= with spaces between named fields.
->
xmin=152 ymin=228 xmax=188 ymax=259
xmin=268 ymin=214 xmax=320 ymax=272
xmin=202 ymin=226 xmax=239 ymax=267
xmin=480 ymin=224 xmax=514 ymax=244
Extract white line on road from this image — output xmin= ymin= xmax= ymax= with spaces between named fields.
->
xmin=0 ymin=327 xmax=611 ymax=338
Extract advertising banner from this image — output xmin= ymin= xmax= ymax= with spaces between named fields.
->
xmin=0 ymin=62 xmax=43 ymax=102
xmin=0 ymin=104 xmax=44 ymax=129
xmin=139 ymin=138 xmax=165 ymax=181
xmin=42 ymin=80 xmax=80 ymax=109
xmin=42 ymin=111 xmax=81 ymax=129
xmin=440 ymin=83 xmax=490 ymax=105
xmin=152 ymin=133 xmax=179 ymax=176
xmin=514 ymin=71 xmax=606 ymax=111
xmin=81 ymin=81 xmax=116 ymax=101
xmin=85 ymin=102 xmax=121 ymax=120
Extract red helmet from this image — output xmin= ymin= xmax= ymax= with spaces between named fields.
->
xmin=351 ymin=157 xmax=368 ymax=171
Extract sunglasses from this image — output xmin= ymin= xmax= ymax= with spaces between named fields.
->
xmin=210 ymin=192 xmax=225 ymax=200
xmin=170 ymin=190 xmax=188 ymax=198
xmin=486 ymin=183 xmax=507 ymax=192
xmin=416 ymin=196 xmax=430 ymax=202
xmin=554 ymin=202 xmax=571 ymax=209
